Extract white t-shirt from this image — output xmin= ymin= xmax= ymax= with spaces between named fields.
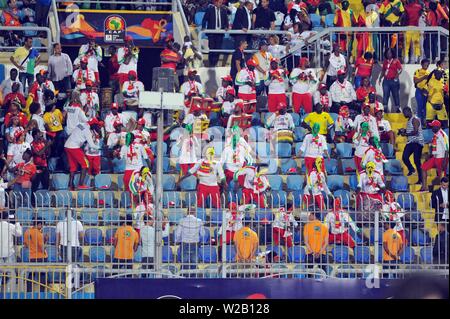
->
xmin=189 ymin=160 xmax=225 ymax=186
xmin=358 ymin=172 xmax=385 ymax=194
xmin=290 ymin=68 xmax=317 ymax=94
xmin=104 ymin=112 xmax=126 ymax=134
xmin=377 ymin=118 xmax=392 ymax=135
xmin=122 ymin=80 xmax=145 ymax=99
xmin=327 ymin=53 xmax=346 ymax=77
xmin=72 ymin=69 xmax=96 ymax=90
xmin=266 ymin=113 xmax=295 ymax=131
xmin=300 ymin=134 xmax=327 ymax=158
xmin=64 ymin=103 xmax=88 ymax=135
xmin=78 ymin=44 xmax=102 ymax=73
xmin=265 ymin=68 xmax=287 ymax=94
xmin=84 ymin=134 xmax=102 ymax=156
xmin=272 ymin=212 xmax=298 ymax=230
xmin=305 ymin=170 xmax=331 ymax=196
xmin=432 ymin=130 xmax=449 ymax=159
xmin=117 ymin=47 xmax=138 ymax=74
xmin=0 ymin=220 xmax=22 ymax=258
xmin=56 ymin=218 xmax=84 ymax=247
xmin=353 ymin=134 xmax=371 ymax=158
xmin=7 ymin=142 xmax=31 ymax=167
xmin=120 ymin=143 xmax=149 ymax=171
xmin=107 ymin=132 xmax=126 ymax=148
xmin=64 ymin=124 xmax=98 ymax=150
xmin=354 ymin=114 xmax=379 ymax=139
xmin=325 ymin=211 xmax=359 ymax=235
xmin=362 ymin=146 xmax=387 ymax=175
xmin=180 ymin=80 xmax=203 ymax=97
xmin=268 ymin=44 xmax=287 ymax=60
xmin=236 ymin=68 xmax=259 ymax=95
xmin=222 ymin=101 xmax=236 ymax=115
xmin=176 ymin=134 xmax=201 ymax=164
xmin=220 ymin=145 xmax=250 ymax=173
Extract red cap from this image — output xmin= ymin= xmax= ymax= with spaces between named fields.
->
xmin=88 ymin=118 xmax=103 ymax=127
xmin=270 ymin=57 xmax=279 ymax=63
xmin=246 ymin=59 xmax=258 ymax=67
xmin=226 ymin=86 xmax=236 ymax=96
xmin=333 ymin=197 xmax=342 ymax=211
xmin=299 ymin=57 xmax=309 ymax=67
xmin=14 ymin=130 xmax=24 ymax=141
xmin=111 ymin=102 xmax=119 ymax=109
xmin=375 ymin=104 xmax=384 ymax=113
xmin=165 ymin=34 xmax=174 ymax=42
xmin=260 ymin=218 xmax=270 ymax=225
xmin=235 ymin=101 xmax=244 ymax=110
xmin=113 ymin=120 xmax=122 ymax=128
xmin=319 ymin=83 xmax=327 ymax=90
xmin=429 ymin=120 xmax=442 ymax=127
xmin=337 ymin=69 xmax=346 ymax=76
xmin=229 ymin=202 xmax=237 ymax=212
xmin=277 ymin=102 xmax=287 ymax=110
xmin=125 ymin=35 xmax=133 ymax=42
xmin=221 ymin=75 xmax=233 ymax=82
xmin=85 ymin=80 xmax=93 ymax=86
xmin=188 ymin=69 xmax=197 ymax=75
xmin=137 ymin=118 xmax=146 ymax=125
xmin=128 ymin=70 xmax=137 ymax=78
xmin=362 ymin=103 xmax=371 ymax=109
xmin=80 ymin=56 xmax=88 ymax=64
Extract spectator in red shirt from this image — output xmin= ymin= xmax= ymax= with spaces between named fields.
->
xmin=354 ymin=52 xmax=374 ymax=89
xmin=378 ymin=48 xmax=402 ymax=113
xmin=425 ymin=0 xmax=442 ymax=62
xmin=4 ymin=100 xmax=28 ymax=128
xmin=3 ymin=82 xmax=26 ymax=110
xmin=160 ymin=36 xmax=181 ymax=89
xmin=404 ymin=0 xmax=423 ymax=63
xmin=12 ymin=149 xmax=37 ymax=207
xmin=31 ymin=129 xmax=52 ymax=198
xmin=356 ymin=77 xmax=376 ymax=105
xmin=107 ymin=45 xmax=120 ymax=95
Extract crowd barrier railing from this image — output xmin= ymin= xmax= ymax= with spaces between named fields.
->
xmin=0 ymin=26 xmax=53 ymax=55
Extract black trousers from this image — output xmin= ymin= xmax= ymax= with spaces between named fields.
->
xmin=306 ymin=253 xmax=331 ymax=274
xmin=233 ymin=34 xmax=252 ymax=49
xmin=208 ymin=34 xmax=224 ymax=67
xmin=402 ymin=142 xmax=423 ymax=182
xmin=32 ymin=166 xmax=50 ymax=193
xmin=112 ymin=258 xmax=133 ymax=278
xmin=27 ymin=258 xmax=47 ymax=292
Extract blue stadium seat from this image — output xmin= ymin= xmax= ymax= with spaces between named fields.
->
xmin=116 ymin=174 xmax=124 ymax=190
xmin=81 ymin=209 xmax=99 ymax=225
xmin=43 ymin=227 xmax=57 ymax=245
xmin=162 ymin=245 xmax=175 ymax=263
xmin=294 ymin=142 xmax=303 ymax=156
xmin=112 ymin=158 xmax=126 ymax=173
xmin=390 ymin=176 xmax=409 ymax=192
xmin=423 ymin=129 xmax=434 ymax=144
xmin=198 ymin=245 xmax=218 ymax=263
xmin=162 ymin=192 xmax=182 ymax=208
xmin=287 ymin=246 xmax=306 ymax=263
xmin=293 ymin=230 xmax=301 ymax=244
xmin=84 ymin=228 xmax=103 ymax=245
xmin=54 ymin=190 xmax=72 ymax=207
xmin=21 ymin=247 xmax=30 ymax=262
xmin=179 ymin=175 xmax=197 ymax=191
xmin=101 ymin=157 xmax=112 ymax=173
xmin=420 ymin=247 xmax=433 ymax=264
xmin=385 ymin=159 xmax=404 ymax=176
xmin=170 ymin=144 xmax=181 ymax=157
xmin=291 ymin=190 xmax=304 ymax=207
xmin=294 ymin=127 xmax=306 ymax=142
xmin=103 ymin=210 xmax=120 ymax=225
xmin=325 ymin=14 xmax=335 ymax=27
xmin=195 ymin=11 xmax=206 ymax=26
xmin=270 ymin=191 xmax=287 ymax=206
xmin=255 ymin=142 xmax=271 ymax=158
xmin=184 ymin=192 xmax=197 ymax=207
xmin=73 ymin=174 xmax=91 ymax=187
xmin=329 ymin=113 xmax=339 ymax=123
xmin=249 ymin=126 xmax=269 ymax=142
xmin=76 ymin=190 xmax=95 ymax=207
xmin=170 ymin=127 xmax=184 ymax=141
xmin=332 ymin=246 xmax=350 ymax=263
xmin=161 ymin=175 xmax=175 ymax=191
xmin=134 ymin=246 xmax=142 ymax=262
xmin=150 ymin=142 xmax=168 ymax=156
xmin=120 ymin=192 xmax=132 ymax=208
xmin=46 ymin=246 xmax=59 ymax=262
xmin=325 ymin=158 xmax=339 ymax=175
xmin=16 ymin=207 xmax=33 ymax=224
xmin=98 ymin=191 xmax=115 ymax=208
xmin=400 ymin=246 xmax=416 ymax=263
xmin=341 ymin=159 xmax=357 ymax=175
xmin=255 ymin=210 xmax=274 ymax=222
xmin=197 ymin=208 xmax=207 ymax=221
xmin=286 ymin=175 xmax=304 ymax=191
xmin=336 ymin=143 xmax=353 ymax=158
xmin=410 ymin=211 xmax=423 ymax=222
xmin=266 ymin=159 xmax=278 ymax=174
xmin=310 ymin=13 xmax=322 ymax=30
xmin=208 ymin=126 xmax=225 ymax=138
xmin=52 ymin=173 xmax=69 ymax=190
xmin=280 ymin=158 xmax=298 ymax=174
xmin=354 ymin=246 xmax=371 ymax=264
xmin=34 ymin=190 xmax=52 ymax=207
xmin=105 ymin=228 xmax=116 ymax=245
xmin=94 ymin=174 xmax=112 ymax=190
xmin=209 ymin=141 xmax=224 ymax=157
xmin=333 ymin=189 xmax=351 ymax=208
xmin=349 ymin=175 xmax=358 ymax=191
xmin=370 ymin=228 xmax=384 ymax=244
xmin=210 ymin=209 xmax=223 ymax=225
xmin=262 ymin=112 xmax=273 ymax=124
xmin=266 ymin=245 xmax=284 ymax=259
xmin=89 ymin=247 xmax=106 ymax=263
xmin=291 ymin=113 xmax=301 ymax=127
xmin=327 ymin=175 xmax=344 ymax=192
xmin=397 ymin=193 xmax=417 ymax=210
xmin=266 ymin=175 xmax=282 ymax=190
xmin=381 ymin=143 xmax=395 ymax=159
xmin=411 ymin=229 xmax=431 ymax=246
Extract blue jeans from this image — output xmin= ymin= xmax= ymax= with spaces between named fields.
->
xmin=354 ymin=76 xmax=364 ymax=89
xmin=382 ymin=79 xmax=400 ymax=112
xmin=19 ymin=72 xmax=34 ymax=94
xmin=415 ymin=89 xmax=427 ymax=123
xmin=180 ymin=243 xmax=198 ymax=270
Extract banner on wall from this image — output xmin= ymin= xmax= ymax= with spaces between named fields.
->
xmin=58 ymin=9 xmax=173 ymax=48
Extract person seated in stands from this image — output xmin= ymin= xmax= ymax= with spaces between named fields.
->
xmin=304 ymin=212 xmax=330 ymax=273
xmin=297 ymin=122 xmax=330 ymax=174
xmin=84 ymin=118 xmax=103 ymax=185
xmin=353 ymin=122 xmax=372 ymax=174
xmin=425 ymin=70 xmax=448 ymax=128
xmin=216 ymin=75 xmax=233 ymax=103
xmin=375 ymin=105 xmax=396 ymax=146
xmin=72 ymin=56 xmax=96 ymax=92
xmin=2 ymin=82 xmax=26 ymax=110
xmin=175 ymin=124 xmax=201 ymax=175
xmin=234 ymin=162 xmax=270 ymax=208
xmin=0 ymin=0 xmax=23 ymax=27
xmin=356 ymin=161 xmax=386 ymax=209
xmin=354 ymin=103 xmax=379 ymax=139
xmin=265 ymin=58 xmax=288 ymax=113
xmin=180 ymin=69 xmax=204 ymax=98
xmin=5 ymin=114 xmax=25 ymax=146
xmin=179 ymin=147 xmax=227 ymax=208
xmin=325 ymin=198 xmax=361 ymax=249
xmin=64 ymin=119 xmax=102 ymax=190
xmin=303 ymin=157 xmax=331 ymax=211
xmin=266 ymin=102 xmax=295 ymax=144
xmin=122 ymin=70 xmax=144 ymax=111
xmin=272 ymin=207 xmax=298 ymax=248
xmin=2 ymin=130 xmax=31 ymax=181
xmin=353 ymin=51 xmax=374 ymax=89
xmin=107 ymin=121 xmax=126 ymax=150
xmin=80 ymin=80 xmax=99 ymax=121
xmin=420 ymin=120 xmax=449 ymax=191
xmin=301 ymin=103 xmax=334 ymax=142
xmin=312 ymin=82 xmax=332 ymax=112
xmin=104 ymin=102 xmax=125 ymax=135
xmin=382 ymin=190 xmax=407 ymax=245
xmin=290 ymin=57 xmax=317 ymax=115
xmin=329 ymin=69 xmax=357 ymax=113
xmin=221 ymin=125 xmax=254 ymax=183
xmin=362 ymin=136 xmax=388 ymax=176
xmin=334 ymin=105 xmax=355 ymax=143
xmin=356 ymin=77 xmax=376 ymax=106
xmin=63 ymin=90 xmax=88 ymax=136
xmin=221 ymin=86 xmax=237 ymax=126
xmin=129 ymin=166 xmax=154 ymax=207
xmin=235 ymin=58 xmax=259 ymax=102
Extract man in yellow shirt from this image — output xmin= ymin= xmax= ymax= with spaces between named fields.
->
xmin=426 ymin=70 xmax=447 ymax=124
xmin=413 ymin=59 xmax=430 ymax=124
xmin=234 ymin=220 xmax=259 ymax=264
xmin=113 ymin=215 xmax=139 ymax=275
xmin=302 ymin=103 xmax=335 ymax=141
xmin=303 ymin=212 xmax=329 ymax=272
xmin=9 ymin=37 xmax=41 ymax=93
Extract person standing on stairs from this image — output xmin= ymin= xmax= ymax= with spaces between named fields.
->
xmin=202 ymin=0 xmax=229 ymax=67
xmin=399 ymin=106 xmax=424 ymax=186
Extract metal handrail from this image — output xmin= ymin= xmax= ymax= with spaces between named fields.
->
xmin=0 ymin=26 xmax=53 ymax=55
xmin=175 ymin=0 xmax=190 ymax=39
xmin=55 ymin=0 xmax=172 ymax=6
xmin=51 ymin=0 xmax=61 ymax=44
xmin=198 ymin=29 xmax=292 ymax=54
